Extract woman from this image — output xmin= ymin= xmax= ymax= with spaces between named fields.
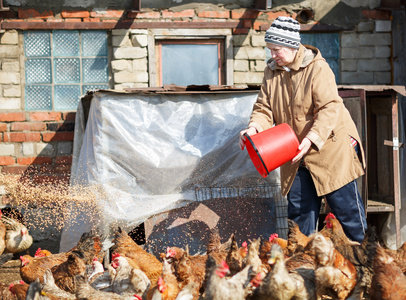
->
xmin=239 ymin=16 xmax=367 ymax=242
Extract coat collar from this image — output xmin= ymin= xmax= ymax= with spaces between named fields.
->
xmin=267 ymin=44 xmax=321 ymax=71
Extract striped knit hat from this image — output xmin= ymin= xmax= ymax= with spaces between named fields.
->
xmin=265 ymin=17 xmax=301 ymax=49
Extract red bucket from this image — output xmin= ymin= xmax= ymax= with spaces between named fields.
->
xmin=244 ymin=123 xmax=300 ymax=178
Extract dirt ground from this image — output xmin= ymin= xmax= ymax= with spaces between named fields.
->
xmin=0 ymin=259 xmax=21 ymax=285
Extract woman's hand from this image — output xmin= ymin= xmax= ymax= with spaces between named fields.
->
xmin=291 ymin=137 xmax=311 ymax=164
xmin=239 ymin=127 xmax=257 ymax=150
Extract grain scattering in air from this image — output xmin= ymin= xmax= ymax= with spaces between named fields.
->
xmin=0 ymin=173 xmax=99 ymax=231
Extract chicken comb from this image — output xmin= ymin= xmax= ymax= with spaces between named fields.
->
xmin=220 ymin=260 xmax=229 ymax=269
xmin=134 ymin=295 xmax=142 ymax=300
xmin=34 ymin=248 xmax=42 ymax=257
xmin=93 ymin=257 xmax=98 ymax=262
xmin=242 ymin=241 xmax=248 ymax=248
xmin=111 ymin=252 xmax=120 ymax=260
xmin=269 ymin=233 xmax=279 ymax=242
xmin=19 ymin=280 xmax=25 ymax=284
xmin=325 ymin=212 xmax=336 ymax=220
xmin=158 ymin=276 xmax=164 ymax=286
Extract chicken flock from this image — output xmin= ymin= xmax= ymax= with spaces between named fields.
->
xmin=0 ymin=212 xmax=406 ymax=300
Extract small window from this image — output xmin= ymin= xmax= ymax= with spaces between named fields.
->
xmin=156 ymin=39 xmax=225 ymax=86
xmin=301 ymin=33 xmax=340 ymax=83
xmin=265 ymin=33 xmax=340 ymax=83
xmin=24 ymin=30 xmax=110 ymax=111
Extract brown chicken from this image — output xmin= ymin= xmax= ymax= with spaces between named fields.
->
xmin=1 ymin=215 xmax=33 ymax=254
xmin=259 ymin=233 xmax=289 ymax=267
xmin=34 ymin=247 xmax=53 ymax=257
xmin=111 ymin=228 xmax=162 ymax=288
xmin=370 ymin=245 xmax=406 ymax=300
xmin=150 ymin=257 xmax=181 ymax=300
xmin=20 ymin=229 xmax=103 ymax=284
xmin=225 ymin=235 xmax=247 ymax=275
xmin=312 ymin=233 xmax=357 ymax=300
xmin=381 ymin=241 xmax=406 ymax=274
xmin=42 ymin=268 xmax=76 ymax=299
xmin=51 ymin=251 xmax=87 ymax=294
xmin=167 ymin=231 xmax=232 ymax=294
xmin=285 ymin=219 xmax=312 ymax=256
xmin=174 ymin=245 xmax=207 ymax=292
xmin=0 ymin=282 xmax=17 ymax=300
xmin=325 ymin=220 xmax=378 ymax=298
xmin=8 ymin=281 xmax=29 ymax=300
xmin=285 ymin=214 xmax=337 ymax=257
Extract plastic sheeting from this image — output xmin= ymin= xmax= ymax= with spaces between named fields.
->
xmin=60 ymin=91 xmax=280 ymax=251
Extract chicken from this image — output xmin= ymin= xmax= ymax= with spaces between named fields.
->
xmin=286 ymin=214 xmax=336 ymax=256
xmin=35 ymin=248 xmax=53 ymax=257
xmin=150 ymin=257 xmax=181 ymax=300
xmin=0 ymin=282 xmax=17 ymax=300
xmin=312 ymin=233 xmax=357 ymax=300
xmin=74 ymin=274 xmax=138 ymax=300
xmin=381 ymin=241 xmax=406 ymax=274
xmin=252 ymin=243 xmax=316 ymax=300
xmin=225 ymin=235 xmax=247 ymax=275
xmin=87 ymin=257 xmax=105 ymax=283
xmin=1 ymin=215 xmax=33 ymax=254
xmin=20 ymin=229 xmax=103 ymax=284
xmin=205 ymin=229 xmax=233 ymax=262
xmin=242 ymin=238 xmax=266 ymax=277
xmin=203 ymin=257 xmax=256 ymax=300
xmin=326 ymin=221 xmax=378 ymax=298
xmin=322 ymin=213 xmax=360 ymax=247
xmin=72 ymin=229 xmax=105 ymax=265
xmin=286 ymin=219 xmax=312 ymax=255
xmin=111 ymin=227 xmax=162 ymax=288
xmin=370 ymin=245 xmax=406 ymax=300
xmin=0 ymin=211 xmax=6 ymax=255
xmin=259 ymin=233 xmax=289 ymax=268
xmin=173 ymin=281 xmax=198 ymax=300
xmin=25 ymin=278 xmax=60 ymax=300
xmin=172 ymin=245 xmax=205 ymax=292
xmin=88 ymin=257 xmax=114 ymax=291
xmin=50 ymin=251 xmax=87 ymax=294
xmin=110 ymin=253 xmax=151 ymax=298
xmin=42 ymin=268 xmax=76 ymax=299
xmin=8 ymin=281 xmax=29 ymax=300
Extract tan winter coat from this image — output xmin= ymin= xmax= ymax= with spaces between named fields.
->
xmin=248 ymin=44 xmax=365 ymax=196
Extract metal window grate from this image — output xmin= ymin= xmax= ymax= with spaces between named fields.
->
xmin=195 ymin=185 xmax=288 ymax=238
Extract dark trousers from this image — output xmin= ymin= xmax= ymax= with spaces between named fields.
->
xmin=287 ymin=160 xmax=367 ymax=243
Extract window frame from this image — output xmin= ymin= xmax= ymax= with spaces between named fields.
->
xmin=155 ymin=38 xmax=225 ymax=86
xmin=23 ymin=30 xmax=110 ymax=111
xmin=143 ymin=28 xmax=233 ymax=87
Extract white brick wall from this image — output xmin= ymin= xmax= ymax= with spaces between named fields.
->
xmin=340 ymin=19 xmax=392 ymax=85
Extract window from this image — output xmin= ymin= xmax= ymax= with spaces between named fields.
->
xmin=24 ymin=30 xmax=110 ymax=111
xmin=156 ymin=39 xmax=225 ymax=86
xmin=265 ymin=33 xmax=340 ymax=83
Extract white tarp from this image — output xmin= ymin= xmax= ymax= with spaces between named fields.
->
xmin=60 ymin=91 xmax=280 ymax=251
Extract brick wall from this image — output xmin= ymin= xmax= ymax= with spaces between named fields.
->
xmin=0 ymin=5 xmax=395 ymax=205
xmin=0 ymin=111 xmax=74 ymax=203
xmin=341 ymin=10 xmax=392 ymax=84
